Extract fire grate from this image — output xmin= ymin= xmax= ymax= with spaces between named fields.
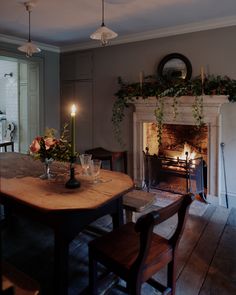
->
xmin=143 ymin=150 xmax=207 ymax=201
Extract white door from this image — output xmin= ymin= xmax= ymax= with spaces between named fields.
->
xmin=19 ymin=61 xmax=40 ymax=153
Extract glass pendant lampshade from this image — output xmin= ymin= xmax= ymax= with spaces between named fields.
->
xmin=18 ymin=2 xmax=41 ymax=57
xmin=18 ymin=41 xmax=40 ymax=57
xmin=90 ymin=0 xmax=118 ymax=46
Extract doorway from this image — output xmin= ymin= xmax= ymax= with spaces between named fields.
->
xmin=0 ymin=56 xmax=40 ymax=153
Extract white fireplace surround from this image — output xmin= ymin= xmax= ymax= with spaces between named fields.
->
xmin=133 ymin=95 xmax=228 ymax=197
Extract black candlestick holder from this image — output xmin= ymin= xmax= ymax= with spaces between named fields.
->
xmin=65 ymin=156 xmax=81 ymax=189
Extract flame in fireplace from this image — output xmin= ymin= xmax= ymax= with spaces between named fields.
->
xmin=179 ymin=142 xmax=197 ymax=160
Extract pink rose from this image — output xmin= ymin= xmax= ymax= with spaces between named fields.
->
xmin=44 ymin=137 xmax=56 ymax=150
xmin=30 ymin=138 xmax=41 ymax=153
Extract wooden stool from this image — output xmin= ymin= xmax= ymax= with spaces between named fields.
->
xmin=0 ymin=141 xmax=14 ymax=152
xmin=123 ymin=190 xmax=156 ymax=222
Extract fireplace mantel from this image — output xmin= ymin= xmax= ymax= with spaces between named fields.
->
xmin=133 ymin=95 xmax=228 ymax=125
xmin=132 ymin=95 xmax=229 ymax=197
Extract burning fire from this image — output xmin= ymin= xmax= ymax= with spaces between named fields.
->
xmin=178 ymin=142 xmax=197 ymax=160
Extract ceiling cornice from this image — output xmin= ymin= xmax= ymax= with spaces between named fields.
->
xmin=0 ymin=15 xmax=236 ymax=54
xmin=0 ymin=33 xmax=60 ymax=53
xmin=61 ymin=15 xmax=236 ymax=53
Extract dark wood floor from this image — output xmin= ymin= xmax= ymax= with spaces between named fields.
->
xmin=2 ymin=204 xmax=236 ymax=295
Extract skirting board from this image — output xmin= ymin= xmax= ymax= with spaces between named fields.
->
xmin=219 ymin=191 xmax=236 ymax=208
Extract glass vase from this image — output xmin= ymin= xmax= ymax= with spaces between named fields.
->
xmin=40 ymin=158 xmax=55 ymax=179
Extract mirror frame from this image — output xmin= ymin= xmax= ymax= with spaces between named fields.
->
xmin=157 ymin=53 xmax=192 ymax=81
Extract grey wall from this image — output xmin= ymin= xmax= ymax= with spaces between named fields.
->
xmin=0 ymin=41 xmax=60 ymax=132
xmin=62 ymin=26 xmax=236 ymax=206
xmin=43 ymin=50 xmax=60 ymax=131
xmin=91 ymin=26 xmax=236 ymax=148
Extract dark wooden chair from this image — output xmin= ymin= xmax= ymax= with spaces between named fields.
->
xmin=89 ymin=193 xmax=193 ymax=295
xmin=0 ymin=217 xmax=40 ymax=295
xmin=0 ymin=122 xmax=15 ymax=152
xmin=85 ymin=147 xmax=127 ymax=173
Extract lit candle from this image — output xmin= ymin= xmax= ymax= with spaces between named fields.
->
xmin=200 ymin=66 xmax=205 ymax=85
xmin=71 ymin=104 xmax=76 ymax=157
xmin=139 ymin=71 xmax=143 ymax=89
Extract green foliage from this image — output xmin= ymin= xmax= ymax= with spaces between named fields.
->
xmin=154 ymin=97 xmax=164 ymax=146
xmin=112 ymin=75 xmax=236 ymax=146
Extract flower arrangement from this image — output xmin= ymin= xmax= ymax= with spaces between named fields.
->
xmin=29 ymin=124 xmax=72 ymax=162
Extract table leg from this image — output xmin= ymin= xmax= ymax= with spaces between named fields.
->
xmin=54 ymin=231 xmax=69 ymax=295
xmin=111 ymin=197 xmax=124 ymax=229
xmin=0 ymin=218 xmax=2 ymax=293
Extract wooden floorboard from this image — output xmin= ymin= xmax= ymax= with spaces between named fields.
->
xmin=226 ymin=207 xmax=236 ymax=227
xmin=176 ymin=205 xmax=217 ymax=278
xmin=175 ymin=205 xmax=230 ymax=295
xmin=152 ymin=204 xmax=217 ymax=286
xmin=199 ymin=208 xmax=236 ymax=295
xmin=2 ymin=204 xmax=236 ymax=295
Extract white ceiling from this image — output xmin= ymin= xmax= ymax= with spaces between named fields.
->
xmin=0 ymin=0 xmax=236 ymax=52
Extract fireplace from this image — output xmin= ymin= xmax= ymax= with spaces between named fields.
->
xmin=143 ymin=123 xmax=207 ymax=194
xmin=132 ymin=96 xmax=228 ymax=197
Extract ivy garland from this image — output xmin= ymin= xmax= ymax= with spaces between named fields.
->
xmin=112 ymin=75 xmax=236 ymax=146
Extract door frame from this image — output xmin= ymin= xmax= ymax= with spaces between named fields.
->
xmin=0 ymin=50 xmax=44 ymax=150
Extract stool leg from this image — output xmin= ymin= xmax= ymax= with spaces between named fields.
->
xmin=125 ymin=210 xmax=134 ymax=223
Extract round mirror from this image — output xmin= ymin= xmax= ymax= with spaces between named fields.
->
xmin=158 ymin=53 xmax=192 ymax=81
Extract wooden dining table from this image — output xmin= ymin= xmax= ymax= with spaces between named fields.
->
xmin=0 ymin=153 xmax=133 ymax=295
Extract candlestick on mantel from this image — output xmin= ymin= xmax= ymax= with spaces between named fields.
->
xmin=139 ymin=71 xmax=143 ymax=89
xmin=71 ymin=104 xmax=76 ymax=158
xmin=200 ymin=66 xmax=205 ymax=95
xmin=200 ymin=66 xmax=205 ymax=85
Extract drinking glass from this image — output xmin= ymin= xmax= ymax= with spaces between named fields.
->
xmin=40 ymin=158 xmax=55 ymax=180
xmin=79 ymin=154 xmax=92 ymax=175
xmin=89 ymin=159 xmax=102 ymax=183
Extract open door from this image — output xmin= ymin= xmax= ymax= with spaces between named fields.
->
xmin=19 ymin=61 xmax=40 ymax=153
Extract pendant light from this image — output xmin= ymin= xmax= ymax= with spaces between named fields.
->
xmin=18 ymin=1 xmax=41 ymax=57
xmin=90 ymin=0 xmax=118 ymax=46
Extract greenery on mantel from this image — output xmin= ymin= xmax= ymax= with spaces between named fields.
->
xmin=112 ymin=75 xmax=236 ymax=146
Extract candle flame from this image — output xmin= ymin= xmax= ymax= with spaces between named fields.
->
xmin=71 ymin=104 xmax=76 ymax=116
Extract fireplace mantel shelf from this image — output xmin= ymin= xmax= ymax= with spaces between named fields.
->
xmin=132 ymin=95 xmax=228 ymax=108
xmin=132 ymin=95 xmax=228 ymax=125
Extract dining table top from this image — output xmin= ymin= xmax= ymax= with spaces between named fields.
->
xmin=0 ymin=153 xmax=133 ymax=212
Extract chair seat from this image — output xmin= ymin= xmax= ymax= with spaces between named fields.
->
xmin=89 ymin=222 xmax=173 ymax=282
xmin=2 ymin=262 xmax=40 ymax=295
